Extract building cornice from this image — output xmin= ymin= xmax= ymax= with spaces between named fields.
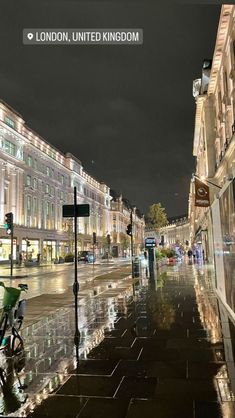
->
xmin=193 ymin=95 xmax=206 ymax=156
xmin=208 ymin=5 xmax=233 ymax=95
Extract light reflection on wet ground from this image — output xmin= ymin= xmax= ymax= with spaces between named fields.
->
xmin=0 ymin=263 xmax=235 ymax=417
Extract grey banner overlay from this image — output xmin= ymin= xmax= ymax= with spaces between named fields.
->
xmin=23 ymin=29 xmax=143 ymax=45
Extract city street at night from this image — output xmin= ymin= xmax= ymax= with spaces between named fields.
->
xmin=1 ymin=1 xmax=235 ymax=417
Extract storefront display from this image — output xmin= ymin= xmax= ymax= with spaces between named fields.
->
xmin=21 ymin=239 xmax=40 ymax=261
xmin=43 ymin=240 xmax=56 ymax=261
xmin=220 ymin=179 xmax=235 ymax=313
xmin=0 ymin=238 xmax=17 ymax=262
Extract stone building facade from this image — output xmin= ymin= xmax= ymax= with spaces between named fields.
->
xmin=0 ymin=100 xmax=111 ymax=262
xmin=110 ymin=192 xmax=145 ymax=257
xmin=189 ymin=5 xmax=235 ymax=318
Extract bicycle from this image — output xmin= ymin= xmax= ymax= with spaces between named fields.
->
xmin=0 ymin=282 xmax=28 ymax=354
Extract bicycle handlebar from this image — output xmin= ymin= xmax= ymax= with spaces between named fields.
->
xmin=0 ymin=282 xmax=28 ymax=292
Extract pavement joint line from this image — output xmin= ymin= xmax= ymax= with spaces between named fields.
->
xmin=110 ymin=360 xmax=121 ymax=376
xmin=76 ymin=398 xmax=89 ymax=418
xmin=112 ymin=375 xmax=125 ymax=398
xmin=137 ymin=347 xmax=143 ymax=360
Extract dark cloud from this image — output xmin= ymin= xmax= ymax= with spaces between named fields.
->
xmin=0 ymin=0 xmax=221 ymax=216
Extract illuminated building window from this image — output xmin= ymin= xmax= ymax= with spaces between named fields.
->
xmin=51 ymin=186 xmax=55 ymax=196
xmin=58 ymin=173 xmax=64 ymax=184
xmin=33 ymin=178 xmax=38 ymax=189
xmin=4 ymin=140 xmax=16 ymax=156
xmin=45 ymin=184 xmax=50 ymax=194
xmin=27 ymin=155 xmax=33 ymax=167
xmin=27 ymin=196 xmax=31 ymax=211
xmin=26 ymin=175 xmax=31 ymax=186
xmin=46 ymin=166 xmax=50 ymax=176
xmin=5 ymin=116 xmax=15 ymax=129
xmin=33 ymin=197 xmax=37 ymax=213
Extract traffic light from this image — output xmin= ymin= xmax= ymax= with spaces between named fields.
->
xmin=26 ymin=238 xmax=31 ymax=247
xmin=93 ymin=232 xmax=96 ymax=245
xmin=126 ymin=224 xmax=132 ymax=236
xmin=4 ymin=212 xmax=13 ymax=235
xmin=107 ymin=234 xmax=111 ymax=245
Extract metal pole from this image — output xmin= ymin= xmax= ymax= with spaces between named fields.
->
xmin=194 ymin=174 xmax=222 ymax=190
xmin=10 ymin=224 xmax=13 ymax=278
xmin=73 ymin=187 xmax=80 ymax=365
xmin=93 ymin=243 xmax=95 ymax=270
xmin=131 ymin=210 xmax=134 ymax=279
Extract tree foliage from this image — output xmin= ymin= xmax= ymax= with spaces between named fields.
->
xmin=119 ymin=232 xmax=129 ymax=250
xmin=146 ymin=203 xmax=168 ymax=229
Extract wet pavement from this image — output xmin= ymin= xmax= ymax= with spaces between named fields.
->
xmin=0 ymin=262 xmax=235 ymax=417
xmin=0 ymin=259 xmax=130 ymax=301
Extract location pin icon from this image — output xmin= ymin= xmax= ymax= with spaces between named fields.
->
xmin=27 ymin=33 xmax=33 ymax=40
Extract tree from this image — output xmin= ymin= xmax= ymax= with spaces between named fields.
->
xmin=146 ymin=203 xmax=168 ymax=229
xmin=119 ymin=232 xmax=129 ymax=251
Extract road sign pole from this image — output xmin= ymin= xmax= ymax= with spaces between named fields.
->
xmin=62 ymin=199 xmax=90 ymax=366
xmin=73 ymin=186 xmax=80 ymax=365
xmin=10 ymin=223 xmax=13 ymax=278
xmin=130 ymin=210 xmax=134 ymax=279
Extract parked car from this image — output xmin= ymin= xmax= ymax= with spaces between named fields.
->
xmin=78 ymin=251 xmax=96 ymax=263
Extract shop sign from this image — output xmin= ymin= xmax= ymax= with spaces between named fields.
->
xmin=195 ymin=178 xmax=210 ymax=207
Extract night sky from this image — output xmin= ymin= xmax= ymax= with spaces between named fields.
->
xmin=0 ymin=1 xmax=221 ymax=217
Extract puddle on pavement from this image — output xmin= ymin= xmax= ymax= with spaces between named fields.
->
xmin=0 ymin=275 xmax=136 ymax=416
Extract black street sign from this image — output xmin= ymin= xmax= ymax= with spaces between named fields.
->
xmin=145 ymin=237 xmax=156 ymax=248
xmin=63 ymin=204 xmax=90 ymax=218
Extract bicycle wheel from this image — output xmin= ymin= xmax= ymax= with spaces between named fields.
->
xmin=0 ymin=313 xmax=8 ymax=346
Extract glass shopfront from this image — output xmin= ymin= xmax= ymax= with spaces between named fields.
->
xmin=43 ymin=240 xmax=56 ymax=261
xmin=59 ymin=241 xmax=69 ymax=257
xmin=0 ymin=238 xmax=17 ymax=262
xmin=21 ymin=239 xmax=40 ymax=261
xmin=219 ymin=179 xmax=235 ymax=312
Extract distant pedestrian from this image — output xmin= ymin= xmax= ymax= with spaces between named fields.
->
xmin=187 ymin=249 xmax=193 ymax=259
xmin=19 ymin=252 xmax=23 ymax=266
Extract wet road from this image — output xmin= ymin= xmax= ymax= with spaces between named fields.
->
xmin=0 ymin=259 xmax=130 ymax=300
xmin=0 ymin=262 xmax=235 ymax=417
